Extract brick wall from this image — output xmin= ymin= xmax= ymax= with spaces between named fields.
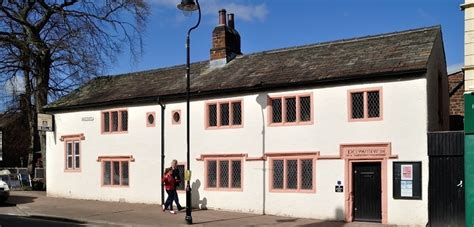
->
xmin=448 ymin=71 xmax=464 ymax=116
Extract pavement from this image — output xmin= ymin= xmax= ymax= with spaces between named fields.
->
xmin=0 ymin=191 xmax=388 ymax=226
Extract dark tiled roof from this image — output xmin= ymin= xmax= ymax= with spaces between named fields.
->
xmin=45 ymin=26 xmax=441 ymax=111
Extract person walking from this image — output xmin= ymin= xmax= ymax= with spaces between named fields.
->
xmin=170 ymin=159 xmax=185 ymax=211
xmin=162 ymin=168 xmax=177 ymax=214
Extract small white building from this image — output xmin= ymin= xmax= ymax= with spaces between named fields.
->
xmin=44 ymin=10 xmax=449 ymax=226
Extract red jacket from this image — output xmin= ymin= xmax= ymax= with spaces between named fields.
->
xmin=162 ymin=173 xmax=176 ymax=190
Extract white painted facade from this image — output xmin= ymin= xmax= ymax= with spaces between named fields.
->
xmin=47 ymin=76 xmax=438 ymax=225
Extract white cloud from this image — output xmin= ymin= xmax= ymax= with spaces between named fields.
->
xmin=4 ymin=75 xmax=25 ymax=96
xmin=448 ymin=63 xmax=463 ymax=74
xmin=152 ymin=0 xmax=268 ymax=22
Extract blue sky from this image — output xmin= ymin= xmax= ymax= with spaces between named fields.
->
xmin=110 ymin=0 xmax=464 ymax=75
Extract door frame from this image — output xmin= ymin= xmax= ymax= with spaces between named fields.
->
xmin=340 ymin=143 xmax=395 ymax=224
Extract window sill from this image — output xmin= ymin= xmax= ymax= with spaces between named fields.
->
xmin=268 ymin=121 xmax=313 ymax=127
xmin=204 ymin=187 xmax=243 ymax=192
xmin=269 ymin=189 xmax=316 ymax=193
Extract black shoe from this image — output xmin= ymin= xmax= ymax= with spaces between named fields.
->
xmin=178 ymin=206 xmax=185 ymax=211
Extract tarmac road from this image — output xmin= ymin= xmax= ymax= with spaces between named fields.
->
xmin=0 ymin=214 xmax=85 ymax=227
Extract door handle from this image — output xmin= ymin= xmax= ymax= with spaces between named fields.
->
xmin=457 ymin=180 xmax=463 ymax=188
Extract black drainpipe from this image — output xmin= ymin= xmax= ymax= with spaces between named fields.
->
xmin=158 ymin=98 xmax=166 ymax=205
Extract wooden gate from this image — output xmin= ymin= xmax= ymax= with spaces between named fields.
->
xmin=428 ymin=131 xmax=465 ymax=227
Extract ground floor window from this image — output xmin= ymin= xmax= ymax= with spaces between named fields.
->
xmin=269 ymin=156 xmax=315 ymax=192
xmin=102 ymin=159 xmax=129 ymax=186
xmin=205 ymin=158 xmax=242 ymax=190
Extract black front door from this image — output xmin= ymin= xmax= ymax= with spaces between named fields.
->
xmin=352 ymin=162 xmax=382 ymax=222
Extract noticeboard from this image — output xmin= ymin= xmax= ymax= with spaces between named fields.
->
xmin=38 ymin=114 xmax=53 ymax=131
xmin=393 ymin=161 xmax=422 ymax=200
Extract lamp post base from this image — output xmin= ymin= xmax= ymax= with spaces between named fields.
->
xmin=185 ymin=215 xmax=193 ymax=225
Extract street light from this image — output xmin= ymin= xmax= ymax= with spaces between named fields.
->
xmin=177 ymin=0 xmax=200 ymax=225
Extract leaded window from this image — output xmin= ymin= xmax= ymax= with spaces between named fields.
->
xmin=206 ymin=159 xmax=242 ymax=190
xmin=349 ymin=89 xmax=382 ymax=121
xmin=207 ymin=100 xmax=242 ymax=128
xmin=102 ymin=160 xmax=129 ymax=186
xmin=271 ymin=157 xmax=315 ymax=192
xmin=269 ymin=94 xmax=312 ymax=125
xmin=102 ymin=110 xmax=128 ymax=133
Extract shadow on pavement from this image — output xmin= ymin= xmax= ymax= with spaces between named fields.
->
xmin=192 ymin=214 xmax=264 ymax=225
xmin=5 ymin=195 xmax=37 ymax=205
xmin=298 ymin=221 xmax=346 ymax=227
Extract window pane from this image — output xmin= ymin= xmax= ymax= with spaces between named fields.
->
xmin=176 ymin=165 xmax=185 ymax=190
xmin=121 ymin=111 xmax=128 ymax=131
xmin=104 ymin=162 xmax=111 ymax=185
xmin=207 ymin=160 xmax=217 ymax=187
xmin=220 ymin=103 xmax=230 ymax=126
xmin=231 ymin=160 xmax=241 ymax=188
xmin=103 ymin=112 xmax=110 ymax=132
xmin=208 ymin=104 xmax=217 ymax=127
xmin=232 ymin=102 xmax=242 ymax=125
xmin=301 ymin=159 xmax=313 ymax=190
xmin=300 ymin=96 xmax=311 ymax=122
xmin=67 ymin=157 xmax=73 ymax=169
xmin=113 ymin=161 xmax=120 ymax=185
xmin=75 ymin=156 xmax=80 ymax=169
xmin=74 ymin=142 xmax=80 ymax=155
xmin=351 ymin=92 xmax=364 ymax=119
xmin=271 ymin=98 xmax=282 ymax=123
xmin=147 ymin=114 xmax=154 ymax=125
xmin=367 ymin=91 xmax=380 ymax=118
xmin=67 ymin=142 xmax=72 ymax=155
xmin=286 ymin=159 xmax=298 ymax=189
xmin=272 ymin=160 xmax=284 ymax=189
xmin=286 ymin=97 xmax=297 ymax=122
xmin=112 ymin=112 xmax=119 ymax=131
xmin=121 ymin=161 xmax=129 ymax=186
xmin=219 ymin=161 xmax=229 ymax=188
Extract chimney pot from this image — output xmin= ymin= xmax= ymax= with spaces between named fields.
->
xmin=228 ymin=13 xmax=235 ymax=29
xmin=219 ymin=9 xmax=227 ymax=25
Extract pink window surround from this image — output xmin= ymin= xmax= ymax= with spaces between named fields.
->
xmin=172 ymin=110 xmax=181 ymax=125
xmin=62 ymin=134 xmax=85 ymax=172
xmin=340 ymin=143 xmax=393 ymax=224
xmin=268 ymin=153 xmax=317 ymax=193
xmin=267 ymin=93 xmax=314 ymax=126
xmin=101 ymin=109 xmax=128 ymax=134
xmin=204 ymin=157 xmax=243 ymax=191
xmin=146 ymin=112 xmax=156 ymax=127
xmin=347 ymin=87 xmax=383 ymax=122
xmin=205 ymin=99 xmax=243 ymax=129
xmin=100 ymin=156 xmax=133 ymax=187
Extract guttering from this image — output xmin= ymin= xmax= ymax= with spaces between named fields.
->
xmin=43 ymin=68 xmax=427 ymax=113
xmin=157 ymin=97 xmax=166 ymax=205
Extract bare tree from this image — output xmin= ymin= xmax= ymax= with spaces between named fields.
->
xmin=0 ymin=0 xmax=149 ymax=176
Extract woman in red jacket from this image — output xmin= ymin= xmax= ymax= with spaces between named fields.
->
xmin=162 ymin=168 xmax=177 ymax=214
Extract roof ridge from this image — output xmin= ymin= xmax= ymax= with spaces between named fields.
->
xmin=243 ymin=25 xmax=441 ymax=57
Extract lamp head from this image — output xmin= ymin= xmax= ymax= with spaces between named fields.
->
xmin=177 ymin=0 xmax=198 ymax=12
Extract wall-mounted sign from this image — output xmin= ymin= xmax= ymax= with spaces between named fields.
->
xmin=340 ymin=144 xmax=391 ymax=159
xmin=393 ymin=162 xmax=421 ymax=200
xmin=335 ymin=180 xmax=343 ymax=192
xmin=81 ymin=117 xmax=94 ymax=121
xmin=38 ymin=114 xmax=53 ymax=131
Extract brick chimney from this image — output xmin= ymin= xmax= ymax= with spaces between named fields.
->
xmin=210 ymin=9 xmax=241 ymax=67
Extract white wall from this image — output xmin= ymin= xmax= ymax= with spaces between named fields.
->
xmin=47 ymin=77 xmax=428 ymax=225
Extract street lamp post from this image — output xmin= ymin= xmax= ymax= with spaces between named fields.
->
xmin=177 ymin=0 xmax=201 ymax=225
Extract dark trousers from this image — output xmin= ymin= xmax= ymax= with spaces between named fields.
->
xmin=169 ymin=189 xmax=183 ymax=210
xmin=164 ymin=190 xmax=175 ymax=210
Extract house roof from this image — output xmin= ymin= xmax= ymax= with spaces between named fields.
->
xmin=45 ymin=26 xmax=441 ymax=111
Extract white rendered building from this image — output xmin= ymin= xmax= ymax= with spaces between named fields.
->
xmin=45 ymin=11 xmax=448 ymax=226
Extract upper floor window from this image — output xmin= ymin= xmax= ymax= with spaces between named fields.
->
xmin=146 ymin=112 xmax=155 ymax=127
xmin=268 ymin=94 xmax=312 ymax=126
xmin=102 ymin=110 xmax=128 ymax=133
xmin=269 ymin=155 xmax=316 ymax=193
xmin=205 ymin=158 xmax=242 ymax=191
xmin=206 ymin=100 xmax=242 ymax=129
xmin=348 ymin=88 xmax=382 ymax=121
